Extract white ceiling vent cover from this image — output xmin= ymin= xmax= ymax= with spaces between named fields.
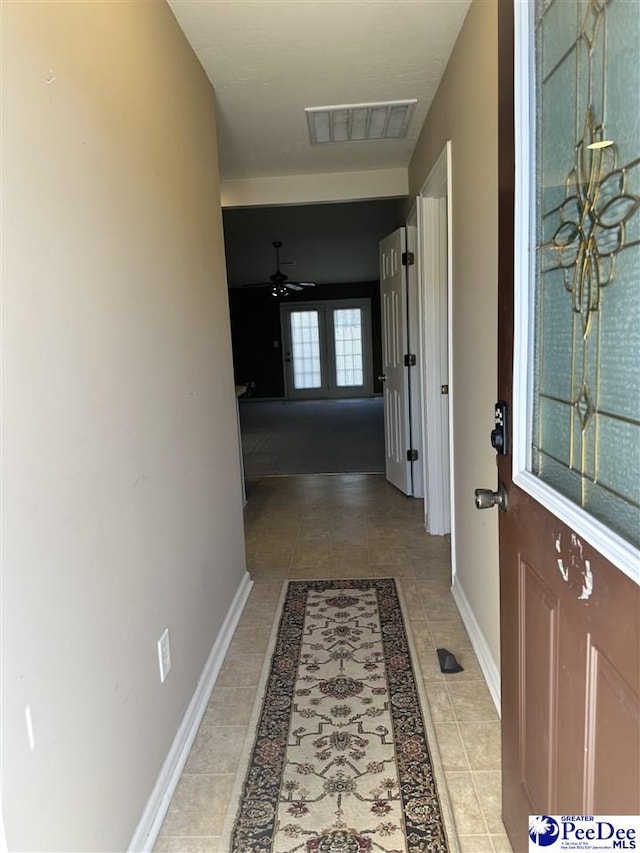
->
xmin=305 ymin=100 xmax=417 ymax=144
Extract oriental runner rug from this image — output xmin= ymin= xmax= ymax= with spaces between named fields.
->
xmin=221 ymin=579 xmax=458 ymax=853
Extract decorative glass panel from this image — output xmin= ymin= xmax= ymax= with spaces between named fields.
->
xmin=532 ymin=0 xmax=640 ymax=547
xmin=290 ymin=311 xmax=322 ymax=389
xmin=333 ymin=308 xmax=364 ymax=387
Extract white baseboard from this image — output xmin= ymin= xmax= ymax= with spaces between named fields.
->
xmin=128 ymin=571 xmax=253 ymax=853
xmin=451 ymin=579 xmax=501 ymax=716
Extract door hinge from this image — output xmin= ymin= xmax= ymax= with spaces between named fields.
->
xmin=401 ymin=251 xmax=415 ymax=266
xmin=441 ymin=384 xmax=449 ymax=395
xmin=404 ymin=353 xmax=417 ymax=367
xmin=407 ymin=449 xmax=419 ymax=462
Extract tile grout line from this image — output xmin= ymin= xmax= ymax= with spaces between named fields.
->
xmin=199 ymin=477 xmax=504 ymax=852
xmin=444 ymin=678 xmax=494 ymax=839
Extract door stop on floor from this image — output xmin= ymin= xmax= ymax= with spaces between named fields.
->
xmin=437 ymin=647 xmax=464 ymax=673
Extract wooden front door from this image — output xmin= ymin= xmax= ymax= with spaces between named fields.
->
xmin=497 ymin=2 xmax=640 ymax=850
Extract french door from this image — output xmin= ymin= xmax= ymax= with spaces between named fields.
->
xmin=498 ymin=1 xmax=640 ymax=850
xmin=280 ymin=299 xmax=373 ymax=400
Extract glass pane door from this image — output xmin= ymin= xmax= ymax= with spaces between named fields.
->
xmin=290 ymin=309 xmax=322 ymax=391
xmin=529 ymin=0 xmax=640 ymax=547
xmin=333 ymin=307 xmax=364 ymax=388
xmin=281 ymin=299 xmax=373 ymax=400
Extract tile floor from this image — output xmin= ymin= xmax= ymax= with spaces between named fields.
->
xmin=155 ymin=474 xmax=513 ymax=853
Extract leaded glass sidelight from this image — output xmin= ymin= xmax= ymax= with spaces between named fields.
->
xmin=532 ymin=0 xmax=640 ymax=546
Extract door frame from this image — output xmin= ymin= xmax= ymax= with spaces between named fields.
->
xmin=418 ymin=143 xmax=455 ymax=547
xmin=405 ymin=206 xmax=424 ymax=499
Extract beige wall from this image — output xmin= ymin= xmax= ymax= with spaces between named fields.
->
xmin=221 ymin=168 xmax=409 ymax=207
xmin=409 ymin=0 xmax=500 ymax=672
xmin=1 ymin=2 xmax=246 ymax=850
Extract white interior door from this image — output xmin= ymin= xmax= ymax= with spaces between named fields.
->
xmin=406 ymin=203 xmax=424 ymax=499
xmin=379 ymin=228 xmax=412 ymax=495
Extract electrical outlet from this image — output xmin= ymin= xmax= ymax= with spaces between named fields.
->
xmin=157 ymin=628 xmax=172 ymax=683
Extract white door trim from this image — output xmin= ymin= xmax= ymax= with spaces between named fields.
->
xmin=405 ymin=204 xmax=424 ymax=499
xmin=418 ymin=143 xmax=454 ymax=551
xmin=421 ymin=197 xmax=450 ymax=535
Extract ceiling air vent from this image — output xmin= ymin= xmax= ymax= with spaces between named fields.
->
xmin=305 ymin=100 xmax=417 ymax=145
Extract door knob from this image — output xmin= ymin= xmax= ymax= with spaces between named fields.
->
xmin=378 ymin=374 xmax=387 ymax=382
xmin=474 ymin=483 xmax=508 ymax=512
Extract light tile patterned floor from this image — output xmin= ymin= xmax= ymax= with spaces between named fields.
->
xmin=155 ymin=474 xmax=513 ymax=853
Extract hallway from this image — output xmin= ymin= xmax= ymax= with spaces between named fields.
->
xmin=155 ymin=474 xmax=512 ymax=853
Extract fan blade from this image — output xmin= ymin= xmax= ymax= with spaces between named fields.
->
xmin=241 ymin=282 xmax=271 ymax=288
xmin=286 ymin=283 xmax=303 ymax=291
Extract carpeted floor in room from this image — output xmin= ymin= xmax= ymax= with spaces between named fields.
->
xmin=155 ymin=474 xmax=513 ymax=853
xmin=238 ymin=398 xmax=385 ymax=478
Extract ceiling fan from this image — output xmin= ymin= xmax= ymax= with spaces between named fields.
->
xmin=244 ymin=241 xmax=316 ymax=297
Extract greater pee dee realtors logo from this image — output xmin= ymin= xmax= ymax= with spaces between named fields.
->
xmin=529 ymin=816 xmax=639 ymax=851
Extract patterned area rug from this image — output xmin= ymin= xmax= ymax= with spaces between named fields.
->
xmin=221 ymin=579 xmax=458 ymax=853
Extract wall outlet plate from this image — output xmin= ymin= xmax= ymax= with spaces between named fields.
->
xmin=157 ymin=628 xmax=172 ymax=683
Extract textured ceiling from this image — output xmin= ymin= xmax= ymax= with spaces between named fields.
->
xmin=168 ymin=0 xmax=471 ymax=181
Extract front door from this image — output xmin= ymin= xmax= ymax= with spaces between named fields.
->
xmin=497 ymin=2 xmax=640 ymax=851
xmin=379 ymin=228 xmax=412 ymax=495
